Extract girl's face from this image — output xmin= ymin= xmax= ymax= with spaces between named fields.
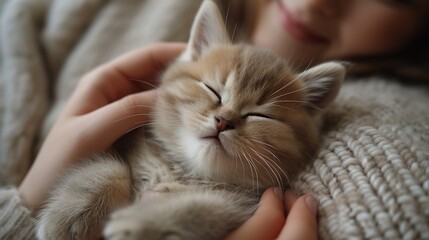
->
xmin=252 ymin=0 xmax=419 ymax=66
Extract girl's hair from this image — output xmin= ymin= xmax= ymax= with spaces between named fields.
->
xmin=350 ymin=0 xmax=429 ymax=81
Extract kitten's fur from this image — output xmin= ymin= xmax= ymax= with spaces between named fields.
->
xmin=37 ymin=1 xmax=345 ymax=240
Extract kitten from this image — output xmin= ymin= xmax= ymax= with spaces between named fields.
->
xmin=37 ymin=1 xmax=345 ymax=240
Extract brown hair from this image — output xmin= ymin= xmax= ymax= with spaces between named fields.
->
xmin=349 ymin=0 xmax=429 ymax=82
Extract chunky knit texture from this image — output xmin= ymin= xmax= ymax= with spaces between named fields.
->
xmin=0 ymin=188 xmax=36 ymax=240
xmin=294 ymin=79 xmax=429 ymax=240
xmin=0 ymin=0 xmax=428 ymax=239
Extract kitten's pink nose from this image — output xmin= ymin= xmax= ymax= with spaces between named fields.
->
xmin=215 ymin=116 xmax=234 ymax=133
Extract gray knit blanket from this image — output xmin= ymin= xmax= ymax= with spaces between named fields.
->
xmin=1 ymin=1 xmax=428 ymax=239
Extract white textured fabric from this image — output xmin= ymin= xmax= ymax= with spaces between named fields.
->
xmin=294 ymin=79 xmax=429 ymax=239
xmin=0 ymin=0 xmax=428 ymax=239
xmin=0 ymin=188 xmax=36 ymax=240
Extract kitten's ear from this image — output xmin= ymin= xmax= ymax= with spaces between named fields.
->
xmin=180 ymin=0 xmax=230 ymax=61
xmin=298 ymin=62 xmax=346 ymax=113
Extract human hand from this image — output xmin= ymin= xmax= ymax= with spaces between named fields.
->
xmin=18 ymin=43 xmax=186 ymax=212
xmin=226 ymin=188 xmax=318 ymax=240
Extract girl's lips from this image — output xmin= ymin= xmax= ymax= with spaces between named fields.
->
xmin=277 ymin=2 xmax=328 ymax=44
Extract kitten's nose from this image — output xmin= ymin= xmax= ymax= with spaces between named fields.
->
xmin=215 ymin=116 xmax=234 ymax=133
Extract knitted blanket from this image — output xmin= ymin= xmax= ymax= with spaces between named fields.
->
xmin=0 ymin=0 xmax=428 ymax=239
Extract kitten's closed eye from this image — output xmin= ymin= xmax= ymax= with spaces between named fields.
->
xmin=198 ymin=82 xmax=274 ymax=121
xmin=243 ymin=113 xmax=274 ymax=120
xmin=200 ymin=82 xmax=221 ymax=104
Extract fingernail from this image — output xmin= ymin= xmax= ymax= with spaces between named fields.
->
xmin=273 ymin=187 xmax=283 ymax=200
xmin=305 ymin=195 xmax=318 ymax=216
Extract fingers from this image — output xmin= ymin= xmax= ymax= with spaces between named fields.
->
xmin=19 ymin=44 xmax=186 ymax=212
xmin=76 ymin=89 xmax=158 ymax=153
xmin=108 ymin=42 xmax=186 ymax=80
xmin=284 ymin=190 xmax=298 ymax=214
xmin=277 ymin=194 xmax=318 ymax=240
xmin=225 ymin=188 xmax=286 ymax=240
xmin=67 ymin=43 xmax=186 ymax=116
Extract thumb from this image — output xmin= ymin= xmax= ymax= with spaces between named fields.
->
xmin=277 ymin=195 xmax=318 ymax=240
xmin=225 ymin=188 xmax=286 ymax=240
xmin=82 ymin=89 xmax=157 ymax=152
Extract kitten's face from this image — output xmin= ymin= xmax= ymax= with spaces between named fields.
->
xmin=155 ymin=45 xmax=324 ymax=188
xmin=152 ymin=1 xmax=344 ymax=189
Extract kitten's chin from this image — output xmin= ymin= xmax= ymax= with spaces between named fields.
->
xmin=178 ymin=135 xmax=277 ymax=188
xmin=180 ymin=133 xmax=234 ymax=177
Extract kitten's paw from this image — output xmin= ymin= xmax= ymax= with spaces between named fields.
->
xmin=104 ymin=205 xmax=185 ymax=240
xmin=37 ymin=156 xmax=132 ymax=239
xmin=103 ymin=208 xmax=142 ymax=240
xmin=36 ymin=220 xmax=56 ymax=240
xmin=37 ymin=207 xmax=103 ymax=240
xmin=104 ymin=191 xmax=255 ymax=240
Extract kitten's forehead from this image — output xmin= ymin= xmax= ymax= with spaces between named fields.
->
xmin=219 ymin=70 xmax=235 ymax=104
xmin=202 ymin=45 xmax=300 ymax=104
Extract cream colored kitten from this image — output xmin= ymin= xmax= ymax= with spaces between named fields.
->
xmin=37 ymin=1 xmax=345 ymax=240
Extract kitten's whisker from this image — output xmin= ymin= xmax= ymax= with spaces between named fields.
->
xmin=286 ymin=59 xmax=295 ymax=72
xmin=260 ymin=151 xmax=284 ymax=190
xmin=240 ymin=148 xmax=258 ymax=190
xmin=232 ymin=23 xmax=238 ymax=43
xmin=245 ymin=152 xmax=263 ymax=194
xmin=265 ymin=71 xmax=302 ymax=100
xmin=124 ymin=104 xmax=155 ymax=109
xmin=135 ymin=123 xmax=158 ymax=129
xmin=146 ymin=119 xmax=183 ymax=129
xmin=114 ymin=113 xmax=155 ymax=123
xmin=248 ymin=143 xmax=283 ymax=189
xmin=150 ymin=107 xmax=182 ymax=119
xmin=248 ymin=139 xmax=291 ymax=188
xmin=303 ymin=55 xmax=315 ymax=72
xmin=271 ymin=84 xmax=311 ymax=100
xmin=243 ymin=150 xmax=258 ymax=190
xmin=248 ymin=147 xmax=279 ymax=189
xmin=270 ymin=99 xmax=308 ymax=104
xmin=269 ymin=104 xmax=292 ymax=111
xmin=272 ymin=99 xmax=321 ymax=111
xmin=265 ymin=80 xmax=291 ymax=100
xmin=216 ymin=149 xmax=220 ymax=181
xmin=233 ymin=149 xmax=241 ymax=178
xmin=243 ymin=149 xmax=261 ymax=192
xmin=238 ymin=147 xmax=253 ymax=188
xmin=249 ymin=139 xmax=280 ymax=151
xmin=128 ymin=78 xmax=158 ymax=89
xmin=225 ymin=1 xmax=231 ymax=29
xmin=162 ymin=112 xmax=182 ymax=119
xmin=237 ymin=148 xmax=255 ymax=188
xmin=181 ymin=104 xmax=202 ymax=116
xmin=258 ymin=146 xmax=291 ymax=188
xmin=120 ymin=122 xmax=153 ymax=136
xmin=234 ymin=145 xmax=247 ymax=184
xmin=264 ymin=71 xmax=289 ymax=102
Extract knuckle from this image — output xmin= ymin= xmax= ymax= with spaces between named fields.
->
xmin=120 ymin=94 xmax=143 ymax=114
xmin=122 ymin=94 xmax=140 ymax=106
